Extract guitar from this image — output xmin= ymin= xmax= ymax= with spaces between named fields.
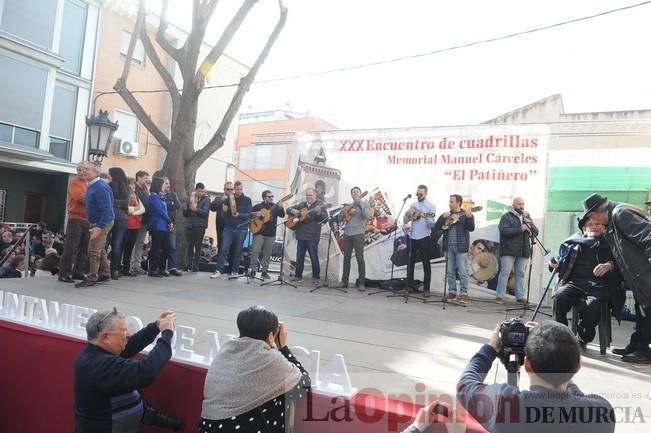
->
xmin=441 ymin=206 xmax=483 ymax=230
xmin=286 ymin=202 xmax=331 ymax=230
xmin=405 ymin=208 xmax=436 ymax=222
xmin=249 ymin=194 xmax=293 ymax=234
xmin=341 ymin=190 xmax=369 ymax=223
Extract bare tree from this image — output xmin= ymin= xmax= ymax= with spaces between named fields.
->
xmin=114 ymin=0 xmax=287 ymax=267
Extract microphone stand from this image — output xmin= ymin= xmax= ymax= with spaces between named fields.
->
xmin=368 ymin=195 xmax=410 ymax=296
xmin=506 ymin=219 xmax=550 ymax=314
xmin=261 ymin=220 xmax=296 ymax=288
xmin=311 ymin=211 xmax=346 ymax=293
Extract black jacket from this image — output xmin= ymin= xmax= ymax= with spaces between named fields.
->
xmin=603 ymin=202 xmax=651 ymax=306
xmin=73 ymin=322 xmax=173 ymax=433
xmin=552 ymin=233 xmax=625 ymax=320
xmin=184 ymin=194 xmax=211 ymax=229
xmin=161 ymin=191 xmax=181 ymax=224
xmin=135 ymin=185 xmax=150 ymax=224
xmin=498 ymin=210 xmax=539 ymax=258
xmin=210 ymin=194 xmax=226 ymax=232
xmin=288 ymin=200 xmax=327 ymax=241
xmin=252 ymin=201 xmax=286 ymax=237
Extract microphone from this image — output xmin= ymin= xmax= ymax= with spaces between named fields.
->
xmin=402 ymin=193 xmax=412 ymax=201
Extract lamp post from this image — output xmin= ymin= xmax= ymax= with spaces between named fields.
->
xmin=85 ymin=110 xmax=118 ymax=162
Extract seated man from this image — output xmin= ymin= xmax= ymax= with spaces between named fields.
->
xmin=74 ymin=307 xmax=176 ymax=433
xmin=550 ymin=214 xmax=623 ymax=348
xmin=457 ymin=321 xmax=615 ymax=433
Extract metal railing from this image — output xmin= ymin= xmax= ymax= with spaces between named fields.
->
xmin=0 ymin=222 xmax=36 ymax=277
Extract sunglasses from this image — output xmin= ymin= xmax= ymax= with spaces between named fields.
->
xmin=96 ymin=307 xmax=118 ymax=335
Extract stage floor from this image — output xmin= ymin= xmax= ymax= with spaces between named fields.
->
xmin=3 ymin=272 xmax=650 ymax=430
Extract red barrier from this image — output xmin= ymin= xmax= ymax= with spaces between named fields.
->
xmin=0 ymin=319 xmax=484 ymax=433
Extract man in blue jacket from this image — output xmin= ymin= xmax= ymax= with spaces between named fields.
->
xmin=73 ymin=307 xmax=176 ymax=433
xmin=76 ymin=162 xmax=114 ymax=288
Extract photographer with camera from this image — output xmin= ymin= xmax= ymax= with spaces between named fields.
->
xmin=200 ymin=306 xmax=311 ymax=433
xmin=74 ymin=308 xmax=177 ymax=433
xmin=457 ymin=321 xmax=615 ymax=433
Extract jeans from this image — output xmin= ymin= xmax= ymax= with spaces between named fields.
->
xmin=121 ymin=229 xmax=139 ymax=272
xmin=109 ymin=219 xmax=128 ymax=272
xmin=217 ymin=227 xmax=246 ymax=273
xmin=341 ymin=234 xmax=365 ymax=284
xmin=295 ymin=239 xmax=320 ymax=278
xmin=446 ymin=245 xmax=469 ymax=295
xmin=88 ymin=221 xmax=113 ymax=281
xmin=59 ymin=218 xmax=89 ymax=276
xmin=407 ymin=237 xmax=432 ymax=291
xmin=185 ymin=225 xmax=206 ymax=271
xmin=162 ymin=229 xmax=178 ymax=271
xmin=252 ymin=234 xmax=275 ymax=274
xmin=495 ymin=255 xmax=529 ymax=300
xmin=130 ymin=225 xmax=147 ymax=273
xmin=149 ymin=230 xmax=171 ymax=273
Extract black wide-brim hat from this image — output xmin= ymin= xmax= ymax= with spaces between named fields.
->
xmin=577 ymin=193 xmax=608 ymax=230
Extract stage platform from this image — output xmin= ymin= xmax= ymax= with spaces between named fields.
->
xmin=2 ymin=272 xmax=650 ymax=430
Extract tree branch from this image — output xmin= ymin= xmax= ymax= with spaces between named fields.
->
xmin=194 ymin=0 xmax=258 ymax=87
xmin=138 ymin=21 xmax=180 ymax=129
xmin=114 ymin=78 xmax=171 ymax=152
xmin=187 ymin=0 xmax=287 ymax=175
xmin=120 ymin=6 xmax=146 ymax=83
xmin=157 ymin=0 xmax=183 ymax=63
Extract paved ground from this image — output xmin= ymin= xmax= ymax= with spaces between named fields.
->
xmin=2 ymin=271 xmax=650 ymax=432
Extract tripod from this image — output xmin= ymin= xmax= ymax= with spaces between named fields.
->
xmin=312 ymin=214 xmax=346 ymax=293
xmin=261 ymin=221 xmax=296 ymax=288
xmin=228 ymin=222 xmax=263 ymax=284
xmin=368 ymin=195 xmax=410 ymax=296
xmin=506 ymin=224 xmax=551 ymax=314
xmin=423 ymin=250 xmax=466 ymax=309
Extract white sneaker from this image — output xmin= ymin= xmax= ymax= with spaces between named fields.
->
xmin=209 ymin=271 xmax=222 ymax=279
xmin=230 ymin=273 xmax=239 ymax=278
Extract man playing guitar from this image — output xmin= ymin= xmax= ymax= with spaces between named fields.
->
xmin=210 ymin=180 xmax=252 ymax=279
xmin=434 ymin=194 xmax=475 ymax=303
xmin=403 ymin=185 xmax=436 ymax=297
xmin=288 ymin=188 xmax=327 ymax=285
xmin=338 ymin=187 xmax=371 ymax=291
xmin=250 ymin=190 xmax=286 ymax=279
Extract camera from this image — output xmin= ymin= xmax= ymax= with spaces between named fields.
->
xmin=498 ymin=317 xmax=529 ymax=372
xmin=141 ymin=400 xmax=184 ymax=432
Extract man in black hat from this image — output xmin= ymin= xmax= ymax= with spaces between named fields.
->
xmin=581 ymin=193 xmax=651 ymax=363
xmin=550 ymin=213 xmax=623 ymax=350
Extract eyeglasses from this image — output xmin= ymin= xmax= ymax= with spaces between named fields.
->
xmin=96 ymin=307 xmax=118 ymax=335
xmin=266 ymin=196 xmax=274 ymax=199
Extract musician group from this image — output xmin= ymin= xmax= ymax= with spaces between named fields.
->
xmin=208 ymin=181 xmax=539 ymax=305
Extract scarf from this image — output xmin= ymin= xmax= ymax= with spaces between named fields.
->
xmin=201 ymin=337 xmax=302 ymax=420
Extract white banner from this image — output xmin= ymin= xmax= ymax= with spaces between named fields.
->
xmin=287 ymin=125 xmax=550 ymax=299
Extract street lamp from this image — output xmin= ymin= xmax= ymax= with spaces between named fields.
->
xmin=85 ymin=110 xmax=118 ymax=162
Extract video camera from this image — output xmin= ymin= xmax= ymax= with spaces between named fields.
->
xmin=497 ymin=318 xmax=529 ymax=381
xmin=141 ymin=400 xmax=184 ymax=432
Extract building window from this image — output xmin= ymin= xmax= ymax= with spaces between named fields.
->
xmin=0 ymin=122 xmax=40 ymax=148
xmin=239 ymin=144 xmax=287 ymax=170
xmin=0 ymin=53 xmax=48 ymax=133
xmin=120 ymin=30 xmax=145 ymax=65
xmin=0 ymin=0 xmax=57 ymax=49
xmin=113 ymin=110 xmax=139 ymax=144
xmin=49 ymin=81 xmax=77 ymax=159
xmin=59 ymin=0 xmax=88 ymax=75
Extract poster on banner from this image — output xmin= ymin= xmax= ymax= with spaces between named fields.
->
xmin=288 ymin=125 xmax=550 ymax=298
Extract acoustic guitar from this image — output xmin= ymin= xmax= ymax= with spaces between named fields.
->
xmin=341 ymin=190 xmax=369 ymax=223
xmin=249 ymin=194 xmax=293 ymax=234
xmin=441 ymin=205 xmax=483 ymax=230
xmin=286 ymin=203 xmax=331 ymax=230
